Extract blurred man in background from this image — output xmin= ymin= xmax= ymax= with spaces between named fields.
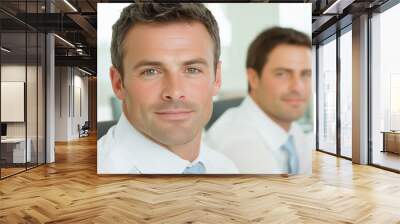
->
xmin=207 ymin=27 xmax=312 ymax=174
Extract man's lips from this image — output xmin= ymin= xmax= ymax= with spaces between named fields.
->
xmin=282 ymin=98 xmax=305 ymax=105
xmin=154 ymin=110 xmax=194 ymax=120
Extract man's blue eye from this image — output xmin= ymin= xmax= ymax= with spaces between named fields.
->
xmin=186 ymin=68 xmax=201 ymax=74
xmin=276 ymin=72 xmax=285 ymax=76
xmin=142 ymin=69 xmax=159 ymax=76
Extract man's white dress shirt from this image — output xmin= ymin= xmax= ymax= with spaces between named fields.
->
xmin=206 ymin=95 xmax=313 ymax=174
xmin=98 ymin=113 xmax=238 ymax=174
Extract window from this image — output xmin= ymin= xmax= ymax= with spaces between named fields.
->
xmin=317 ymin=36 xmax=337 ymax=155
xmin=339 ymin=28 xmax=352 ymax=158
xmin=370 ymin=2 xmax=400 ymax=171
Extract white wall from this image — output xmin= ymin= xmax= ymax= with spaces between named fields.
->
xmin=72 ymin=73 xmax=89 ymax=138
xmin=1 ymin=63 xmax=46 ymax=163
xmin=54 ymin=67 xmax=89 ymax=141
xmin=207 ymin=3 xmax=280 ymax=98
xmin=1 ymin=65 xmax=30 ymax=138
xmin=55 ymin=67 xmax=68 ymax=141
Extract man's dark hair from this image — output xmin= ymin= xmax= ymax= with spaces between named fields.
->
xmin=246 ymin=27 xmax=311 ymax=92
xmin=111 ymin=3 xmax=220 ymax=79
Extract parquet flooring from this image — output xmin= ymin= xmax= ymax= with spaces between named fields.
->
xmin=1 ymin=167 xmax=25 ymax=178
xmin=1 ymin=134 xmax=400 ymax=223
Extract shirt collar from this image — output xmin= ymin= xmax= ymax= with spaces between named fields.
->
xmin=111 ymin=112 xmax=207 ymax=174
xmin=240 ymin=95 xmax=296 ymax=151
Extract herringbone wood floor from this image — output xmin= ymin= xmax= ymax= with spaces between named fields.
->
xmin=1 ymin=134 xmax=400 ymax=223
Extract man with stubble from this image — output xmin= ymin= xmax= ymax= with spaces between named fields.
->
xmin=98 ymin=3 xmax=238 ymax=174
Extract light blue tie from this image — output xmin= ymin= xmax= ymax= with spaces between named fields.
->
xmin=281 ymin=136 xmax=299 ymax=174
xmin=183 ymin=161 xmax=206 ymax=174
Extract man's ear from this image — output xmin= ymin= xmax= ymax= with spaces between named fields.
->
xmin=110 ymin=66 xmax=126 ymax=101
xmin=247 ymin=68 xmax=260 ymax=92
xmin=212 ymin=61 xmax=222 ymax=96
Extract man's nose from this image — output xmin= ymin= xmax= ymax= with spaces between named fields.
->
xmin=161 ymin=73 xmax=186 ymax=101
xmin=289 ymin=74 xmax=305 ymax=93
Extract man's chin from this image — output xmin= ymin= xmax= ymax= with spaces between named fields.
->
xmin=277 ymin=109 xmax=304 ymax=121
xmin=151 ymin=128 xmax=197 ymax=146
xmin=157 ymin=135 xmax=196 ymax=147
xmin=283 ymin=114 xmax=304 ymax=122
